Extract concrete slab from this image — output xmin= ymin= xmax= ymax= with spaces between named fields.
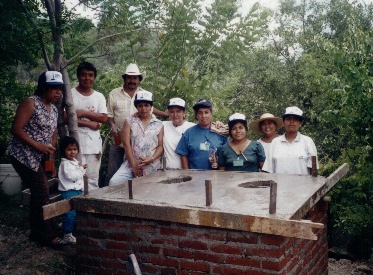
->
xmin=82 ymin=169 xmax=327 ymax=220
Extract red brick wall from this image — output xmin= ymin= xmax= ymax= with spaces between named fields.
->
xmin=77 ymin=201 xmax=328 ymax=274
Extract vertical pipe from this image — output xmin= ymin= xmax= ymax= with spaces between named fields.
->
xmin=311 ymin=156 xmax=317 ymax=177
xmin=269 ymin=181 xmax=277 ymax=214
xmin=205 ymin=180 xmax=212 ymax=206
xmin=83 ymin=175 xmax=89 ymax=195
xmin=128 ymin=179 xmax=133 ymax=199
xmin=163 ymin=156 xmax=167 ymax=171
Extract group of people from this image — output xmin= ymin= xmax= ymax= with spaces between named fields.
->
xmin=8 ymin=62 xmax=318 ymax=248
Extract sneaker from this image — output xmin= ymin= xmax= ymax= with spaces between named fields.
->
xmin=62 ymin=233 xmax=76 ymax=244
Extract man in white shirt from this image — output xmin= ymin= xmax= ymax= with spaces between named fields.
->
xmin=71 ymin=62 xmax=108 ymax=191
xmin=105 ymin=63 xmax=168 ymax=185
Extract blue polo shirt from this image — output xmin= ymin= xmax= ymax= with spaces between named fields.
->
xmin=175 ymin=124 xmax=228 ymax=170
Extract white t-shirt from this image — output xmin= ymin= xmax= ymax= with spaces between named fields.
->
xmin=162 ymin=120 xmax=195 ymax=169
xmin=258 ymin=138 xmax=272 ymax=159
xmin=71 ymin=88 xmax=108 ymax=154
xmin=262 ymin=132 xmax=318 ymax=175
xmin=58 ymin=158 xmax=85 ymax=191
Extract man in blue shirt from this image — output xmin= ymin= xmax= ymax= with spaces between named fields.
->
xmin=176 ymin=99 xmax=228 ymax=170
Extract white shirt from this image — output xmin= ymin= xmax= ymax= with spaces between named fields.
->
xmin=71 ymin=88 xmax=107 ymax=154
xmin=262 ymin=132 xmax=318 ymax=175
xmin=58 ymin=158 xmax=85 ymax=191
xmin=162 ymin=120 xmax=195 ymax=169
xmin=258 ymin=139 xmax=272 ymax=159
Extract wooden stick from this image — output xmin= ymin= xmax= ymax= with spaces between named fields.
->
xmin=205 ymin=180 xmax=212 ymax=206
xmin=128 ymin=180 xmax=133 ymax=199
xmin=43 ymin=198 xmax=72 ymax=220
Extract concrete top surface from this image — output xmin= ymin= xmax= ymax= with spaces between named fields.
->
xmin=80 ymin=169 xmax=327 ymax=220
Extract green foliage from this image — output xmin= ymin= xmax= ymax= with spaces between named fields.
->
xmin=327 ymin=145 xmax=373 ymax=237
xmin=1 ymin=0 xmax=373 ymax=257
xmin=0 ymin=71 xmax=34 ymax=163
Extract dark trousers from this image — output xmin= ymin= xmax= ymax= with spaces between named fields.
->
xmin=104 ymin=144 xmax=125 ymax=186
xmin=10 ymin=156 xmax=58 ymax=243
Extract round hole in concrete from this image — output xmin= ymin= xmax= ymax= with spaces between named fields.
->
xmin=238 ymin=180 xmax=276 ymax=188
xmin=158 ymin=175 xmax=192 ymax=184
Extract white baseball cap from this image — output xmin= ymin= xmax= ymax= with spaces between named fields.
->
xmin=167 ymin=98 xmax=186 ymax=109
xmin=134 ymin=90 xmax=153 ymax=106
xmin=39 ymin=71 xmax=65 ymax=86
xmin=282 ymin=106 xmax=304 ymax=121
xmin=228 ymin=113 xmax=247 ymax=127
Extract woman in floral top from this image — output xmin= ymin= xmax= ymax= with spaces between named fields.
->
xmin=109 ymin=90 xmax=164 ymax=185
xmin=8 ymin=71 xmax=65 ymax=248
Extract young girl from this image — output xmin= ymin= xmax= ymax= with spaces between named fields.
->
xmin=58 ymin=136 xmax=87 ymax=244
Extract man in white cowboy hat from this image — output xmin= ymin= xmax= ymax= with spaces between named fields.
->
xmin=105 ymin=63 xmax=168 ymax=185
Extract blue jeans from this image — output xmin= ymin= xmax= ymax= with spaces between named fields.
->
xmin=60 ymin=189 xmax=82 ymax=234
xmin=104 ymin=144 xmax=125 ymax=186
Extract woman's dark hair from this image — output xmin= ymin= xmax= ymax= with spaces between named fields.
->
xmin=77 ymin=62 xmax=97 ymax=78
xmin=34 ymin=72 xmax=54 ymax=96
xmin=134 ymin=100 xmax=153 ymax=108
xmin=228 ymin=120 xmax=248 ymax=138
xmin=193 ymin=106 xmax=212 ymax=120
xmin=59 ymin=136 xmax=80 ymax=158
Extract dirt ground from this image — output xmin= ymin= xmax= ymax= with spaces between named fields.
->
xmin=0 ymin=223 xmax=372 ymax=275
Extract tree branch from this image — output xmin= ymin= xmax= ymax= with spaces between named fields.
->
xmin=17 ymin=0 xmax=52 ymax=68
xmin=66 ymin=28 xmax=147 ymax=66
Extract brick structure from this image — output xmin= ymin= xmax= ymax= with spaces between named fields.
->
xmin=62 ymin=168 xmax=348 ymax=274
xmin=76 ymin=200 xmax=328 ymax=274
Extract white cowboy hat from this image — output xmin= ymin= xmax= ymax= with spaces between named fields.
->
xmin=249 ymin=113 xmax=284 ymax=134
xmin=122 ymin=63 xmax=146 ymax=81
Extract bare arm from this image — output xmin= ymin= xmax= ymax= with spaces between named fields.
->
xmin=122 ymin=120 xmax=142 ymax=177
xmin=139 ymin=127 xmax=164 ymax=166
xmin=76 ymin=109 xmax=108 ymax=123
xmin=107 ymin=117 xmax=118 ymax=134
xmin=153 ymin=107 xmax=168 ymax=117
xmin=11 ymin=98 xmax=56 ymax=155
xmin=180 ymin=155 xmax=190 ymax=169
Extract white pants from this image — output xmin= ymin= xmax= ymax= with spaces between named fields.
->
xmin=109 ymin=163 xmax=134 ymax=186
xmin=81 ymin=154 xmax=102 ymax=191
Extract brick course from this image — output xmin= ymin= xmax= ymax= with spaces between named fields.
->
xmin=77 ymin=201 xmax=328 ymax=274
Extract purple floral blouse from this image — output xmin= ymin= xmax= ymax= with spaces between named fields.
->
xmin=9 ymin=95 xmax=58 ymax=171
xmin=123 ymin=116 xmax=163 ymax=175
